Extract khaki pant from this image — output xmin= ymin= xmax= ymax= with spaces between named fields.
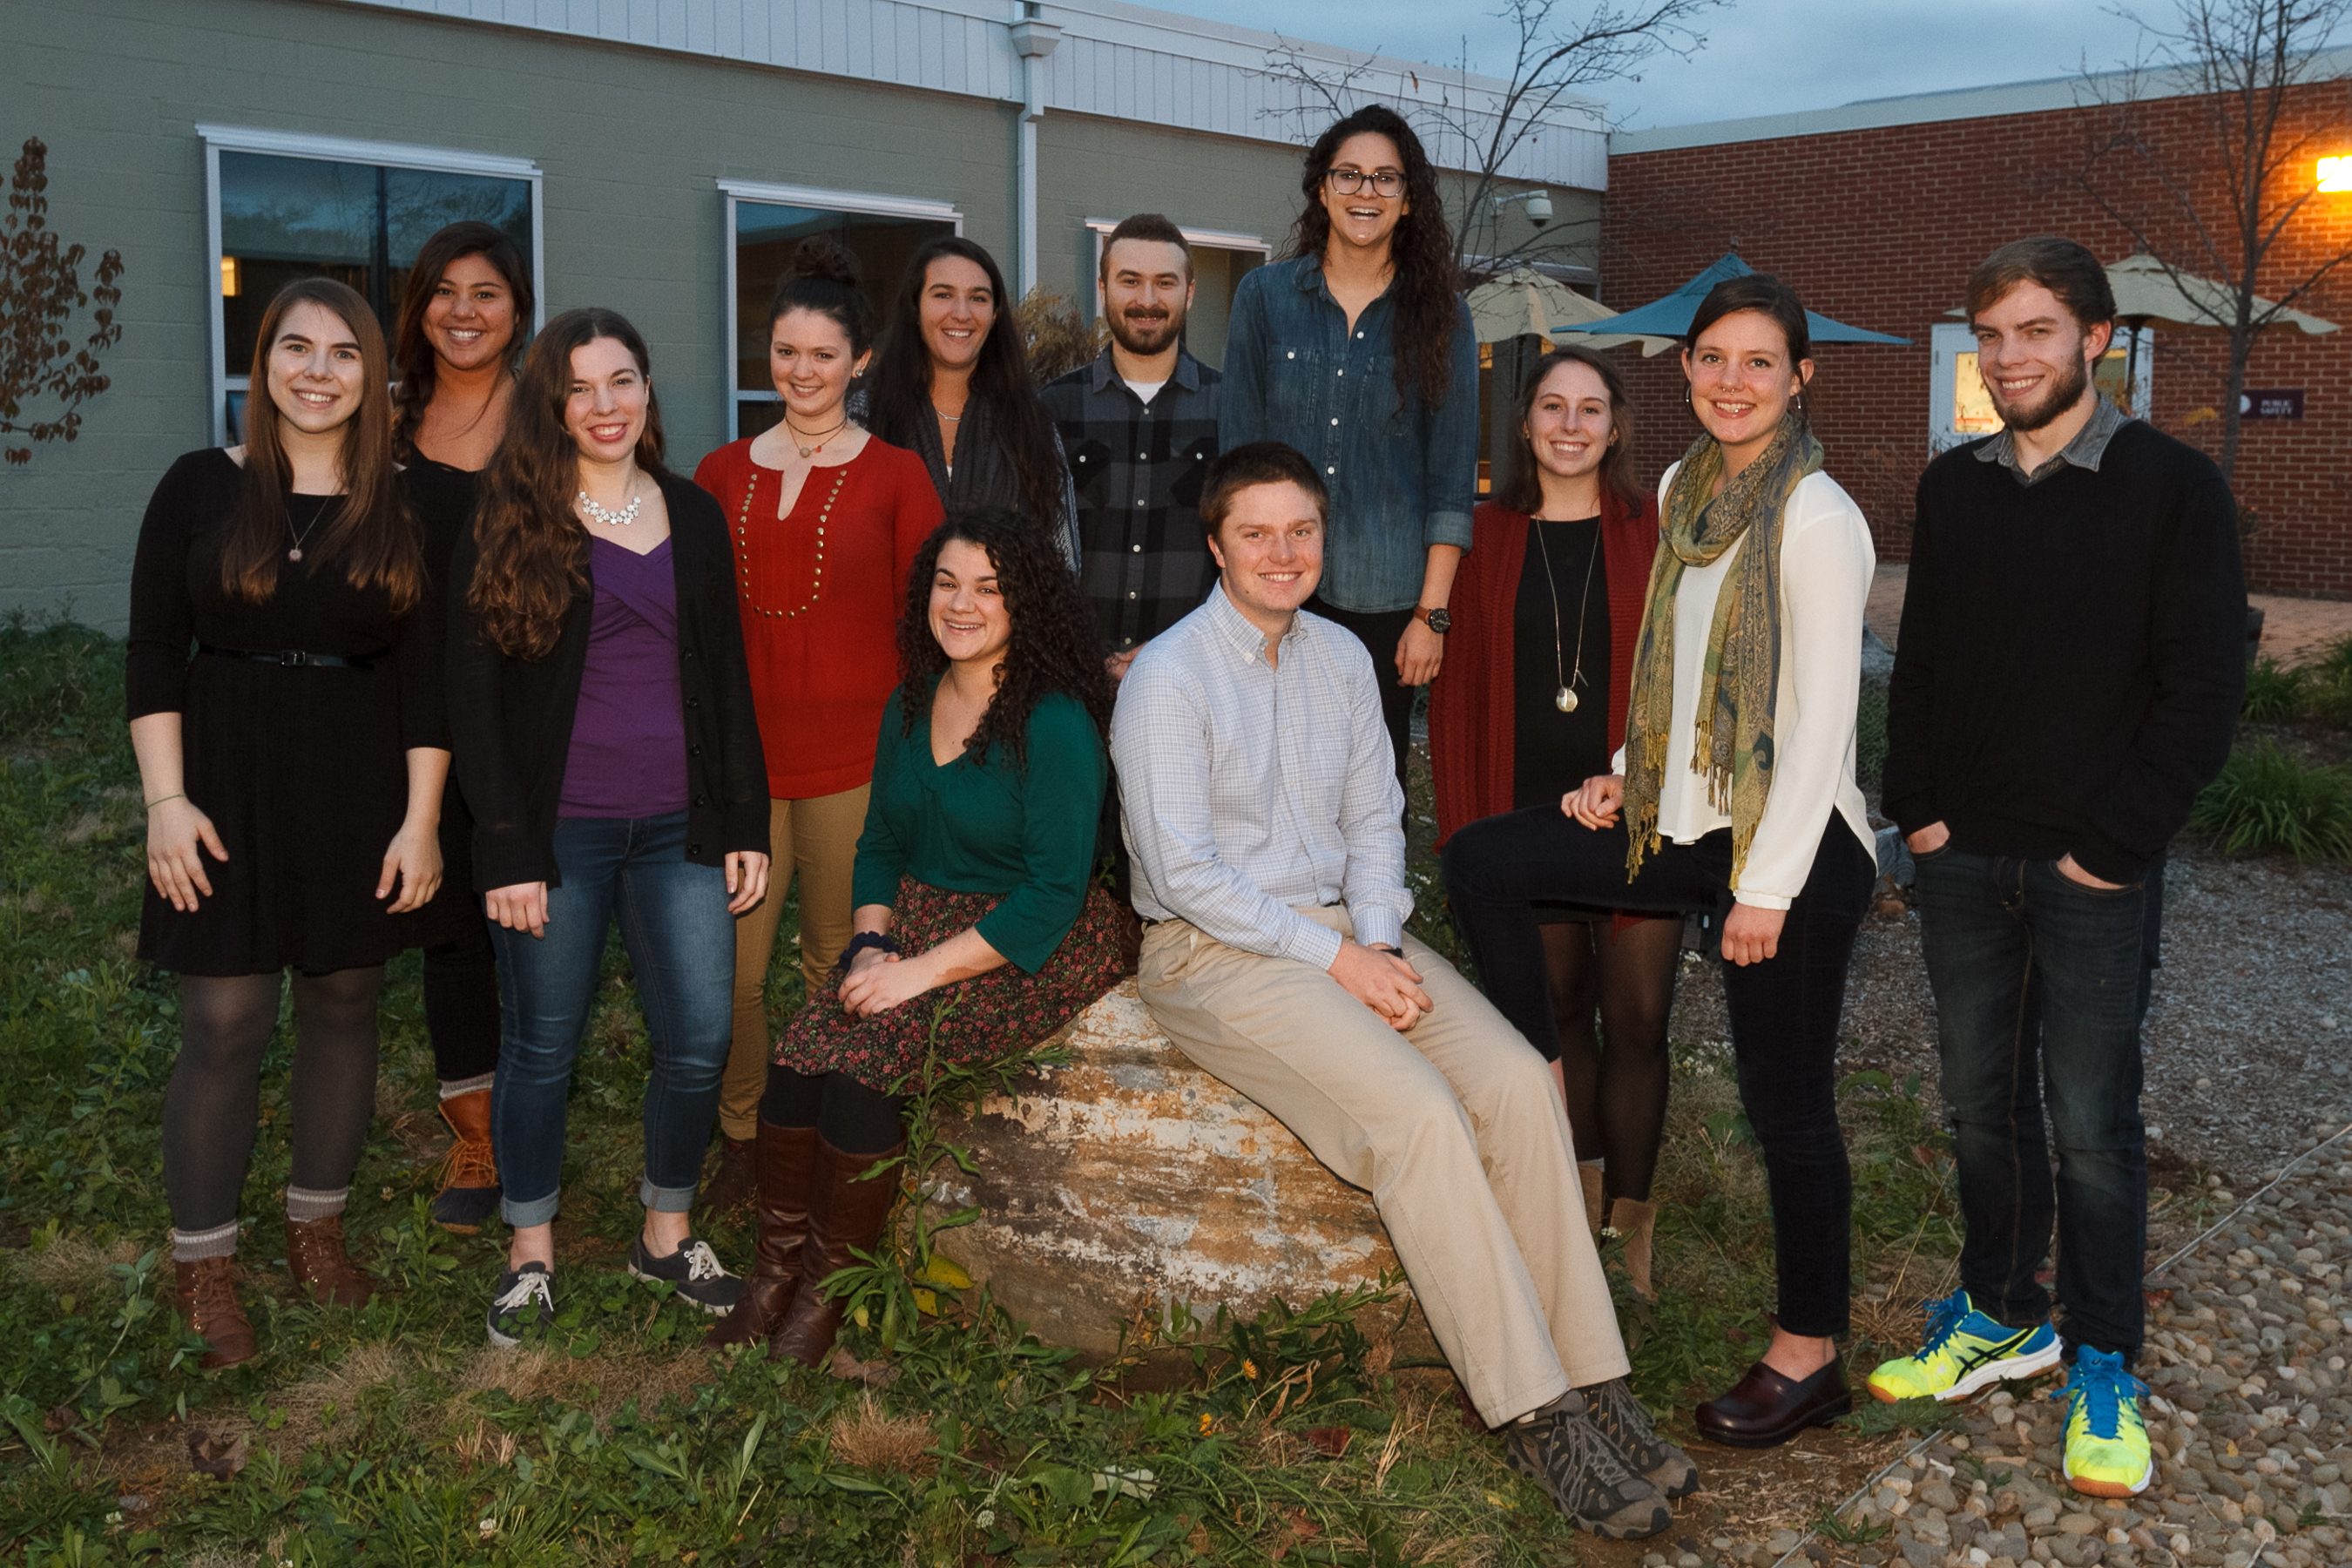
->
xmin=1139 ymin=905 xmax=1629 ymax=1425
xmin=718 ymin=787 xmax=868 ymax=1139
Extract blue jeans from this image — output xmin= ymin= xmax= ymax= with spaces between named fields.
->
xmin=1913 ymin=849 xmax=2155 ymax=1363
xmin=489 ymin=812 xmax=735 ymax=1228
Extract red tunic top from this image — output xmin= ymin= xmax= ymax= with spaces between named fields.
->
xmin=693 ymin=436 xmax=944 ymax=799
xmin=1429 ymin=490 xmax=1659 ymax=849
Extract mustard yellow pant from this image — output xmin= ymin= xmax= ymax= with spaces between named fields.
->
xmin=719 ymin=787 xmax=868 ymax=1139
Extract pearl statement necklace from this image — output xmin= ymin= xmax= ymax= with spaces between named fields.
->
xmin=577 ymin=486 xmax=644 ymax=527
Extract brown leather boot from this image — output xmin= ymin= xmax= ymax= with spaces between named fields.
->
xmin=286 ymin=1214 xmax=378 ymax=1308
xmin=174 ymin=1254 xmax=256 ymax=1369
xmin=768 ymin=1137 xmax=904 ymax=1368
xmin=706 ymin=1121 xmax=821 ymax=1348
xmin=1578 ymin=1162 xmax=1606 ymax=1240
xmin=697 ymin=1130 xmax=759 ymax=1216
xmin=1607 ymin=1197 xmax=1659 ymax=1303
xmin=430 ymin=1087 xmax=501 ymax=1234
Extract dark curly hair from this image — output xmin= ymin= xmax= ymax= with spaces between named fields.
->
xmin=1288 ymin=105 xmax=1460 ymax=411
xmin=896 ymin=507 xmax=1111 ymax=770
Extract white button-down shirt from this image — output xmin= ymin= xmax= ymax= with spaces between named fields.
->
xmin=1112 ymin=582 xmax=1409 ymax=968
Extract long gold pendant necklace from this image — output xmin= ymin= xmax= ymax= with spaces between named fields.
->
xmin=1532 ymin=517 xmax=1600 ymax=713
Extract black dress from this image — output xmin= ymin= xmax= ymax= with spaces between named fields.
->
xmin=1511 ymin=516 xmax=1612 ymax=808
xmin=126 ymin=449 xmax=466 ymax=974
xmin=402 ymin=456 xmax=484 ymax=911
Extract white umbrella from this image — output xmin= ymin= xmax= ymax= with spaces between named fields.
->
xmin=2105 ymin=252 xmax=2340 ymax=336
xmin=1465 ymin=267 xmax=1681 ymax=355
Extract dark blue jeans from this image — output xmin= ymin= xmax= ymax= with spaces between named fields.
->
xmin=489 ymin=812 xmax=735 ymax=1228
xmin=1913 ymin=849 xmax=2156 ymax=1363
xmin=1443 ymin=809 xmax=1874 ymax=1338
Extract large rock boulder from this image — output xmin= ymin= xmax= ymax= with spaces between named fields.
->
xmin=929 ymin=979 xmax=1402 ymax=1353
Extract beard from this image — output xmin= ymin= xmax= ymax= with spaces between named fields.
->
xmin=1993 ymin=352 xmax=2092 ymax=434
xmin=1109 ymin=308 xmax=1181 ymax=356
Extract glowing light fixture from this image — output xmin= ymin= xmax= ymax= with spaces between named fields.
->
xmin=220 ymin=255 xmax=240 ymax=296
xmin=2320 ymin=156 xmax=2352 ymax=192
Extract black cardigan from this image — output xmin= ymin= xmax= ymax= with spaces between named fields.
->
xmin=445 ymin=472 xmax=768 ymax=891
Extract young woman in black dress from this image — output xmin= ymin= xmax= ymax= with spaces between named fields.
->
xmin=389 ymin=220 xmax=535 ymax=1233
xmin=129 ymin=277 xmax=466 ymax=1369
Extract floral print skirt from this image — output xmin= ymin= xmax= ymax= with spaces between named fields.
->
xmin=776 ymin=876 xmax=1129 ymax=1092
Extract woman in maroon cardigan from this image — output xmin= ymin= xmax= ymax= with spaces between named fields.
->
xmin=1431 ymin=346 xmax=1680 ymax=1298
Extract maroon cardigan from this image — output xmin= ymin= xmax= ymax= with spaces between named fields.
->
xmin=1430 ymin=489 xmax=1659 ymax=850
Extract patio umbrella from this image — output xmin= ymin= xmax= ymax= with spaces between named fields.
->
xmin=1554 ymin=251 xmax=1911 ymax=347
xmin=2106 ymin=252 xmax=2339 ymax=402
xmin=1463 ymin=267 xmax=1682 ymax=355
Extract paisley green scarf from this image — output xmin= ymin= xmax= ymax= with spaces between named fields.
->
xmin=1621 ymin=413 xmax=1824 ymax=888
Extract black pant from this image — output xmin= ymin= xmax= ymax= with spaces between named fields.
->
xmin=1308 ymin=598 xmax=1416 ymax=815
xmin=422 ymin=913 xmax=502 ymax=1084
xmin=1443 ymin=808 xmax=1873 ymax=1338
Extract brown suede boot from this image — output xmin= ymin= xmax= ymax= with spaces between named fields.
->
xmin=1578 ymin=1162 xmax=1606 ymax=1240
xmin=174 ymin=1255 xmax=256 ymax=1369
xmin=697 ymin=1131 xmax=759 ymax=1217
xmin=706 ymin=1122 xmax=821 ymax=1348
xmin=1606 ymin=1197 xmax=1658 ymax=1303
xmin=286 ymin=1214 xmax=378 ymax=1308
xmin=768 ymin=1137 xmax=905 ymax=1368
xmin=430 ymin=1087 xmax=501 ymax=1234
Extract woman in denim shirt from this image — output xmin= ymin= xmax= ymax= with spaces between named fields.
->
xmin=1220 ymin=104 xmax=1479 ymax=803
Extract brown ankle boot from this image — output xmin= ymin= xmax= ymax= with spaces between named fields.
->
xmin=768 ymin=1137 xmax=905 ymax=1368
xmin=1578 ymin=1162 xmax=1606 ymax=1240
xmin=174 ymin=1254 xmax=256 ymax=1369
xmin=697 ymin=1130 xmax=760 ymax=1216
xmin=1606 ymin=1197 xmax=1659 ymax=1303
xmin=430 ymin=1087 xmax=501 ymax=1234
xmin=706 ymin=1122 xmax=821 ymax=1348
xmin=286 ymin=1214 xmax=377 ymax=1308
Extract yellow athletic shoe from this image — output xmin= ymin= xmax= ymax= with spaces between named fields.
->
xmin=2056 ymin=1348 xmax=2153 ymax=1498
xmin=1867 ymin=1289 xmax=2063 ymax=1403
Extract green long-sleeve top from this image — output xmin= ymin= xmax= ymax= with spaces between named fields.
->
xmin=851 ymin=681 xmax=1106 ymax=973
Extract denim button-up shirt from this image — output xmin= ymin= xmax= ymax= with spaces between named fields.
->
xmin=1219 ymin=255 xmax=1479 ymax=614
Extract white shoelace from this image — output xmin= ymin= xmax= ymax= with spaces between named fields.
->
xmin=679 ymin=1240 xmax=730 ymax=1283
xmin=495 ymin=1269 xmax=552 ymax=1314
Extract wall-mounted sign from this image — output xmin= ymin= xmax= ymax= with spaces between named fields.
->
xmin=2240 ymin=389 xmax=2305 ymax=420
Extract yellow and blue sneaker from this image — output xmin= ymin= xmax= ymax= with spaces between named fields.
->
xmin=1866 ymin=1288 xmax=2063 ymax=1403
xmin=2055 ymin=1348 xmax=2153 ymax=1497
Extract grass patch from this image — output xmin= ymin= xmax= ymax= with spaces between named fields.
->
xmin=2242 ymin=656 xmax=2314 ymax=722
xmin=2189 ymin=740 xmax=2352 ymax=861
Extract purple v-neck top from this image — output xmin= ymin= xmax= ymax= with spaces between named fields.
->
xmin=558 ymin=536 xmax=690 ymax=819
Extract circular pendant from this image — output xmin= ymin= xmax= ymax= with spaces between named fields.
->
xmin=287 ymin=548 xmax=303 ymax=562
xmin=1555 ymin=686 xmax=1578 ymax=713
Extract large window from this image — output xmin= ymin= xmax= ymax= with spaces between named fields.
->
xmin=721 ymin=181 xmax=963 ymax=441
xmin=1086 ymin=220 xmax=1268 ymax=371
xmin=201 ymin=125 xmax=542 ymax=444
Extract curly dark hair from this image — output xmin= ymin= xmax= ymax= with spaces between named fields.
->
xmin=1288 ymin=105 xmax=1460 ymax=411
xmin=896 ymin=507 xmax=1111 ymax=769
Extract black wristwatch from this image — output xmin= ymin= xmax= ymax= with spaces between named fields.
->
xmin=1414 ymin=605 xmax=1452 ymax=634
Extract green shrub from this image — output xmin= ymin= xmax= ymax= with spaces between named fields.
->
xmin=0 ymin=609 xmax=124 ymax=744
xmin=2308 ymin=634 xmax=2352 ymax=727
xmin=2189 ymin=742 xmax=2352 ymax=861
xmin=2241 ymin=656 xmax=2313 ymax=721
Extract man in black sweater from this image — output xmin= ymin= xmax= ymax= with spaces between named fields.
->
xmin=1871 ymin=236 xmax=2243 ymax=1501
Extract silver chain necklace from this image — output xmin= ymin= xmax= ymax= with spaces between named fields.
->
xmin=576 ymin=483 xmax=644 ymax=527
xmin=1531 ymin=516 xmax=1601 ymax=713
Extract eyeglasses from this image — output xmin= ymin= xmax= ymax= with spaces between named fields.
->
xmin=1323 ymin=167 xmax=1405 ymax=199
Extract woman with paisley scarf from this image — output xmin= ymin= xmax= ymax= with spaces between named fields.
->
xmin=1443 ymin=274 xmax=1876 ymax=1450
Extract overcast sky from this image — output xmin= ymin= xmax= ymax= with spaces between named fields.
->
xmin=1166 ymin=0 xmax=2163 ymax=131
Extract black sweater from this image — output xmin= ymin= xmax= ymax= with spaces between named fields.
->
xmin=1883 ymin=420 xmax=2243 ymax=884
xmin=445 ymin=472 xmax=768 ymax=891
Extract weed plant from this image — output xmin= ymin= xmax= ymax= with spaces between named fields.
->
xmin=1 ymin=619 xmax=1973 ymax=1565
xmin=2241 ymin=657 xmax=2313 ymax=723
xmin=2190 ymin=741 xmax=2352 ymax=861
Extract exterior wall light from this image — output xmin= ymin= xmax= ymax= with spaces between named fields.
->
xmin=2320 ymin=156 xmax=2352 ymax=191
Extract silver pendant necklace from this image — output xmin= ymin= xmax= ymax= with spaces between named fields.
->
xmin=784 ymin=413 xmax=850 ymax=459
xmin=1531 ymin=516 xmax=1600 ymax=713
xmin=286 ymin=510 xmax=322 ymax=563
xmin=577 ymin=483 xmax=643 ymax=527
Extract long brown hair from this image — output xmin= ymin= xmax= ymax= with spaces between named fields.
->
xmin=1497 ymin=347 xmax=1642 ymax=513
xmin=468 ymin=308 xmax=669 ymax=660
xmin=390 ymin=220 xmax=535 ymax=458
xmin=220 ymin=278 xmax=420 ymax=611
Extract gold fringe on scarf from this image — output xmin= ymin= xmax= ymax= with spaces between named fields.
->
xmin=1620 ymin=412 xmax=1824 ymax=889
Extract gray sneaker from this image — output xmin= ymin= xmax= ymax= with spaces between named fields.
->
xmin=1502 ymin=1391 xmax=1673 ymax=1539
xmin=1580 ymin=1375 xmax=1700 ymax=1499
xmin=627 ymin=1234 xmax=745 ymax=1315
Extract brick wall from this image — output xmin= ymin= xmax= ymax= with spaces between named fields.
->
xmin=1604 ymin=83 xmax=2352 ymax=598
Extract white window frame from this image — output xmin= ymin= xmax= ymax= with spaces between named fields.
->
xmin=720 ymin=179 xmax=963 ymax=431
xmin=1930 ymin=321 xmax=2153 ymax=454
xmin=1085 ymin=218 xmax=1271 ymax=324
xmin=199 ymin=124 xmax=545 ymax=446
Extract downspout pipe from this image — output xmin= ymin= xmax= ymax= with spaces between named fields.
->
xmin=1010 ymin=5 xmax=1062 ymax=302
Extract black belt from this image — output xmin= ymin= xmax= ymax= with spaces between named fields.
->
xmin=198 ymin=642 xmax=385 ymax=670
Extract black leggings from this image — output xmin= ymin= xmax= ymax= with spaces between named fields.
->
xmin=760 ymin=1063 xmax=907 ymax=1156
xmin=161 ymin=967 xmax=385 ymax=1233
xmin=1539 ymin=914 xmax=1682 ymax=1203
xmin=1308 ymin=598 xmax=1416 ymax=818
xmin=422 ymin=915 xmax=501 ymax=1084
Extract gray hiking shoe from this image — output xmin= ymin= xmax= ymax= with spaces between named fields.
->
xmin=1502 ymin=1391 xmax=1673 ymax=1539
xmin=1580 ymin=1375 xmax=1700 ymax=1499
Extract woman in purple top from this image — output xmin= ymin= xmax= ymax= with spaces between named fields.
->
xmin=446 ymin=308 xmax=771 ymax=1346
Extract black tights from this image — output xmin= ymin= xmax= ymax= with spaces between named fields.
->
xmin=1538 ymin=916 xmax=1681 ymax=1204
xmin=422 ymin=916 xmax=501 ymax=1085
xmin=161 ymin=968 xmax=384 ymax=1233
xmin=760 ymin=1063 xmax=907 ymax=1156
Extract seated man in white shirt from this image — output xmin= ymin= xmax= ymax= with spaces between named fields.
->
xmin=1110 ymin=440 xmax=1696 ymax=1539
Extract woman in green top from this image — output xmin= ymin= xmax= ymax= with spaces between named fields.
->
xmin=707 ymin=506 xmax=1127 ymax=1362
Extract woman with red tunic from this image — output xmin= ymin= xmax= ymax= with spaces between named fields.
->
xmin=1430 ymin=347 xmax=1682 ymax=1299
xmin=692 ymin=240 xmax=944 ymax=1210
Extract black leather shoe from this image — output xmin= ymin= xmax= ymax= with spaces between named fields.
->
xmin=1694 ymin=1357 xmax=1853 ymax=1449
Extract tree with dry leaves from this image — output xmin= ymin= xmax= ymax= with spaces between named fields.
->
xmin=2074 ymin=0 xmax=2352 ymax=483
xmin=2 ymin=137 xmax=125 ymax=466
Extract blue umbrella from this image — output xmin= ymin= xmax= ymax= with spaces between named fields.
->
xmin=1555 ymin=252 xmax=1909 ymax=345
